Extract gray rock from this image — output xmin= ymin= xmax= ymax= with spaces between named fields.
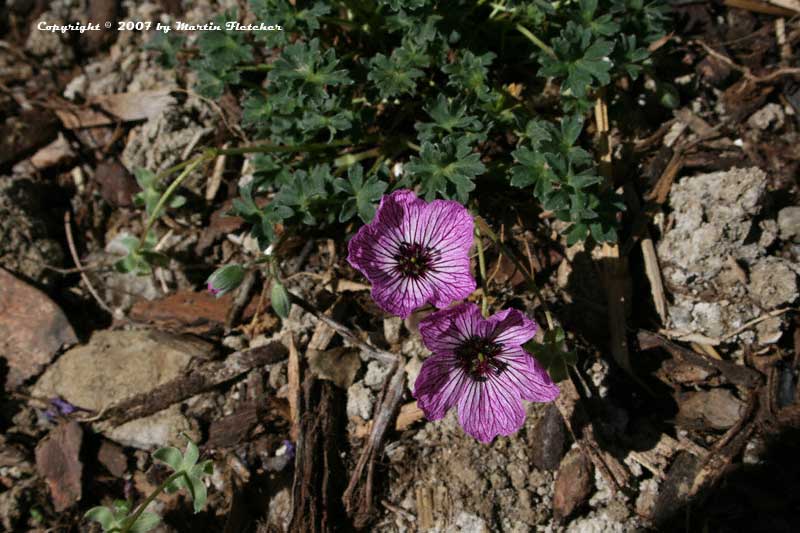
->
xmin=748 ymin=257 xmax=798 ymax=308
xmin=778 ymin=206 xmax=800 ymax=242
xmin=747 ymin=103 xmax=785 ymax=130
xmin=383 ymin=317 xmax=403 ymax=344
xmin=347 ymin=382 xmax=374 ymax=421
xmin=33 ymin=329 xmax=212 ymax=449
xmin=364 ymin=360 xmax=392 ymax=390
xmin=657 ymin=167 xmax=797 ymax=341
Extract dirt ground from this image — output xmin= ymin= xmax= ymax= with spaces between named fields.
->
xmin=2 ymin=1 xmax=800 ymax=532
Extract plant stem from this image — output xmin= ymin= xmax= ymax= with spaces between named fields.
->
xmin=474 ymin=226 xmax=489 ymax=318
xmin=334 ymin=147 xmax=381 ymax=168
xmin=213 ymin=138 xmax=362 ymax=157
xmin=476 ymin=218 xmax=554 ymax=330
xmin=515 ymin=24 xmax=556 ymax=59
xmin=120 ymin=471 xmax=186 ymax=533
xmin=138 ymin=155 xmax=209 ymax=248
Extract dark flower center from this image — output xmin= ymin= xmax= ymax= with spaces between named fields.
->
xmin=394 ymin=241 xmax=433 ymax=279
xmin=454 ymin=336 xmax=506 ymax=382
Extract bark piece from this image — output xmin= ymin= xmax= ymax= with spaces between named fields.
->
xmin=677 ymin=389 xmax=746 ymax=430
xmin=130 ymin=290 xmax=258 ymax=335
xmin=0 ymin=110 xmax=59 ymax=167
xmin=98 ymin=342 xmax=287 ymax=426
xmin=308 ymin=347 xmax=362 ymax=389
xmin=0 ymin=268 xmax=77 ymax=388
xmin=289 ymin=376 xmax=349 ymax=533
xmin=639 ymin=330 xmax=761 ymax=388
xmin=207 ymin=404 xmax=260 ymax=448
xmin=35 ymin=421 xmax=83 ymax=511
xmin=97 ymin=440 xmax=127 ymax=478
xmin=553 ymin=448 xmax=594 ymax=521
xmin=54 ymin=90 xmax=176 ymax=129
xmin=95 ymin=160 xmax=138 ymax=207
xmin=530 ymin=403 xmax=567 ymax=471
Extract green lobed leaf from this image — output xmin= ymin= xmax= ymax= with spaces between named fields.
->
xmin=153 ymin=446 xmax=183 ymax=472
xmin=84 ymin=507 xmax=115 ymax=531
xmin=129 ymin=512 xmax=161 ymax=533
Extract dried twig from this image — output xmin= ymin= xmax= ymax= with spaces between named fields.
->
xmin=289 ymin=293 xmax=398 ymax=364
xmin=554 ymin=377 xmax=631 ymax=493
xmin=93 ymin=342 xmax=287 ymax=425
xmin=343 ymin=364 xmax=407 ymax=528
xmin=658 ymin=307 xmax=794 ymax=345
xmin=63 ymin=211 xmax=113 ymax=314
xmin=638 ymin=330 xmax=761 ymax=388
xmin=694 ymin=39 xmax=800 ymax=83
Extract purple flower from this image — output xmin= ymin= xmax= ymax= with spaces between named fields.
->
xmin=413 ymin=303 xmax=559 ymax=443
xmin=347 ymin=189 xmax=476 ymax=319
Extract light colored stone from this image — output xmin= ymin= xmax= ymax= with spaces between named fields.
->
xmin=748 ymin=258 xmax=798 ymax=309
xmin=383 ymin=316 xmax=403 ymax=344
xmin=747 ymin=103 xmax=785 ymax=130
xmin=347 ymin=382 xmax=374 ymax=421
xmin=33 ymin=329 xmax=213 ymax=449
xmin=778 ymin=206 xmax=800 ymax=242
xmin=364 ymin=360 xmax=392 ymax=390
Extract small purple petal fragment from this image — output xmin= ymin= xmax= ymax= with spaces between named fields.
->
xmin=51 ymin=396 xmax=77 ymax=415
xmin=347 ymin=189 xmax=476 ymax=319
xmin=413 ymin=303 xmax=559 ymax=443
xmin=281 ymin=439 xmax=295 ymax=460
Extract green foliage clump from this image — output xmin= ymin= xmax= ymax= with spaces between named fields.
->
xmin=140 ymin=0 xmax=671 ymax=249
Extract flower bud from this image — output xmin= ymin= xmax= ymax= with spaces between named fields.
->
xmin=206 ymin=264 xmax=245 ymax=298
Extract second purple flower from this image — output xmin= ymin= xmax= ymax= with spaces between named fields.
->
xmin=347 ymin=189 xmax=476 ymax=319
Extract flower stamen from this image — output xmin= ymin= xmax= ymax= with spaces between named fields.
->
xmin=394 ymin=241 xmax=433 ymax=279
xmin=455 ymin=336 xmax=507 ymax=382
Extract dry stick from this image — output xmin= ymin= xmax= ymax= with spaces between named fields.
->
xmin=92 ymin=341 xmax=288 ymax=425
xmin=343 ymin=363 xmax=407 ymax=528
xmin=63 ymin=211 xmax=113 ymax=314
xmin=694 ymin=39 xmax=800 ymax=83
xmin=288 ymin=293 xmax=398 ymax=365
xmin=594 ymin=94 xmax=632 ymax=375
xmin=623 ymin=185 xmax=668 ymax=324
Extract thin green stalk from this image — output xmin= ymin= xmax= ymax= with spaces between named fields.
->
xmin=214 ymin=138 xmax=359 ymax=157
xmin=477 ymin=218 xmax=554 ymax=330
xmin=138 ymin=155 xmax=209 ymax=248
xmin=120 ymin=471 xmax=186 ymax=533
xmin=334 ymin=147 xmax=381 ymax=168
xmin=515 ymin=24 xmax=556 ymax=59
xmin=475 ymin=226 xmax=489 ymax=318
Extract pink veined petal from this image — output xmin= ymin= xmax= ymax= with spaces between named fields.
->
xmin=487 ymin=308 xmax=538 ymax=346
xmin=420 ymin=199 xmax=475 ymax=252
xmin=426 ymin=270 xmax=477 ymax=310
xmin=495 ymin=346 xmax=560 ymax=402
xmin=347 ymin=188 xmax=478 ymax=318
xmin=371 ymin=271 xmax=436 ymax=319
xmin=419 ymin=303 xmax=484 ymax=353
xmin=413 ymin=353 xmax=470 ymax=421
xmin=456 ymin=376 xmax=526 ymax=443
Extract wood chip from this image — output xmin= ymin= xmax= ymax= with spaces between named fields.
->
xmin=54 ymin=89 xmax=176 ymax=129
xmin=553 ymin=448 xmax=594 ymax=521
xmin=35 ymin=421 xmax=83 ymax=512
